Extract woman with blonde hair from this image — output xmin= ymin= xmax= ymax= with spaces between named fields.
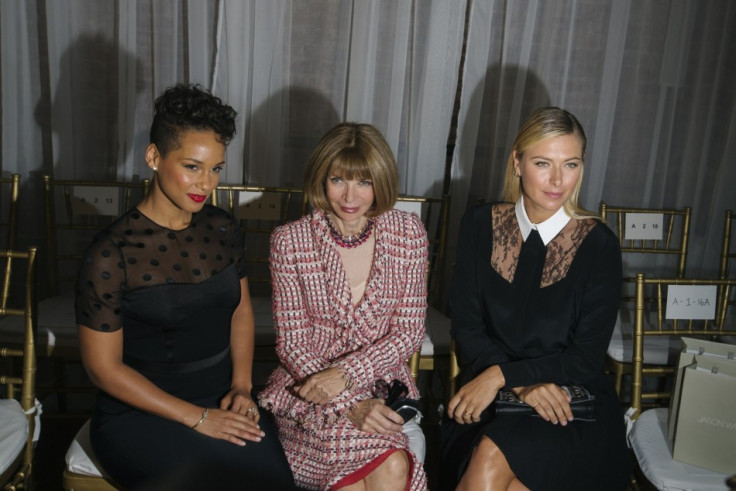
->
xmin=260 ymin=122 xmax=428 ymax=490
xmin=441 ymin=107 xmax=631 ymax=490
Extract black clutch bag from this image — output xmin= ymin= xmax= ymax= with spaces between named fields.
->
xmin=385 ymin=379 xmax=423 ymax=424
xmin=494 ymin=385 xmax=596 ymax=421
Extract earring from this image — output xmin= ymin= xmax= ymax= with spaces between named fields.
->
xmin=153 ymin=167 xmax=158 ymax=171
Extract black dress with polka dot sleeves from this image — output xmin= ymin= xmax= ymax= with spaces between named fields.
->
xmin=74 ymin=204 xmax=294 ymax=488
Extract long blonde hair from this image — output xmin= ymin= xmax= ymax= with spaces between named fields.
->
xmin=501 ymin=107 xmax=599 ymax=220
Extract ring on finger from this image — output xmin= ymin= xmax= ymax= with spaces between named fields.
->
xmin=247 ymin=407 xmax=258 ymax=416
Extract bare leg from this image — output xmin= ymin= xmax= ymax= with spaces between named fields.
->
xmin=456 ymin=436 xmax=529 ymax=491
xmin=339 ymin=450 xmax=410 ymax=491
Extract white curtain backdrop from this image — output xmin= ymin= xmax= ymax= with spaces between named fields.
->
xmin=1 ymin=0 xmax=735 ymax=296
xmin=0 ymin=0 xmax=463 ymax=251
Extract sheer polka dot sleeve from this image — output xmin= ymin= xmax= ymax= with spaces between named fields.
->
xmin=75 ymin=236 xmax=126 ymax=332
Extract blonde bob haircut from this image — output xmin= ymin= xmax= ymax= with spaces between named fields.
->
xmin=305 ymin=122 xmax=399 ymax=217
xmin=501 ymin=107 xmax=599 ymax=220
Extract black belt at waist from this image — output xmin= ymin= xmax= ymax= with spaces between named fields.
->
xmin=123 ymin=346 xmax=231 ymax=374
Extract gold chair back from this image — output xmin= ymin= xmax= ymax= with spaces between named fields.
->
xmin=0 ymin=175 xmax=21 ymax=312
xmin=42 ymin=175 xmax=150 ymax=298
xmin=600 ymin=202 xmax=691 ymax=279
xmin=720 ymin=209 xmax=735 ymax=279
xmin=0 ymin=247 xmax=38 ymax=490
xmin=210 ymin=184 xmax=306 ymax=297
xmin=629 ymin=274 xmax=736 ymax=418
xmin=0 ymin=174 xmax=20 ymax=252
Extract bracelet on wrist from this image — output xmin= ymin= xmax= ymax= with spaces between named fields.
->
xmin=191 ymin=408 xmax=209 ymax=429
xmin=337 ymin=366 xmax=355 ymax=390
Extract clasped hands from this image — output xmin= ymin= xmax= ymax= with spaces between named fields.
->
xmin=191 ymin=387 xmax=264 ymax=446
xmin=293 ymin=367 xmax=404 ymax=434
xmin=448 ymin=366 xmax=573 ymax=426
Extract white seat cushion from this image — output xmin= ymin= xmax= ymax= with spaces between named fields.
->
xmin=0 ymin=399 xmax=27 ymax=475
xmin=628 ymin=408 xmax=729 ymax=490
xmin=403 ymin=419 xmax=425 ymax=463
xmin=420 ymin=333 xmax=434 ymax=357
xmin=607 ymin=310 xmax=681 ymax=365
xmin=66 ymin=420 xmax=109 ymax=477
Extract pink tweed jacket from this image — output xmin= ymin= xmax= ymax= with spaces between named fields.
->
xmin=259 ymin=208 xmax=428 ymax=490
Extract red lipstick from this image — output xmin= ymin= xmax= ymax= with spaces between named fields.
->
xmin=188 ymin=194 xmax=206 ymax=203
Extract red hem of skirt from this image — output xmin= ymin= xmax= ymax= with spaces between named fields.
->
xmin=330 ymin=448 xmax=415 ymax=490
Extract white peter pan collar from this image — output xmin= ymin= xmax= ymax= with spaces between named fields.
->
xmin=515 ymin=196 xmax=571 ymax=246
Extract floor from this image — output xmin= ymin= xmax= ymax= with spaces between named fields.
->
xmin=30 ymin=359 xmax=449 ymax=490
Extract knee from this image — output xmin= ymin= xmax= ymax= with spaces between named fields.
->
xmin=469 ymin=436 xmax=505 ymax=471
xmin=381 ymin=450 xmax=410 ymax=482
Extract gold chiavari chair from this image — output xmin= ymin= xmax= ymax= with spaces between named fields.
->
xmin=600 ymin=202 xmax=692 ymax=397
xmin=626 ymin=274 xmax=736 ymax=489
xmin=720 ymin=210 xmax=735 ymax=280
xmin=0 ymin=175 xmax=20 ymax=329
xmin=0 ymin=247 xmax=38 ymax=491
xmin=0 ymin=174 xmax=22 ymax=367
xmin=0 ymin=174 xmax=20 ymax=251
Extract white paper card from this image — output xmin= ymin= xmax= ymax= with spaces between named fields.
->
xmin=71 ymin=186 xmax=119 ymax=216
xmin=624 ymin=213 xmax=664 ymax=240
xmin=237 ymin=191 xmax=281 ymax=220
xmin=666 ymin=285 xmax=717 ymax=320
xmin=394 ymin=200 xmax=423 ymax=217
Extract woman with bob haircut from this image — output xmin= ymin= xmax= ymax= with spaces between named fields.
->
xmin=260 ymin=122 xmax=429 ymax=490
xmin=441 ymin=107 xmax=631 ymax=490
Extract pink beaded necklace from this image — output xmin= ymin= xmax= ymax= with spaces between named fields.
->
xmin=326 ymin=214 xmax=375 ymax=248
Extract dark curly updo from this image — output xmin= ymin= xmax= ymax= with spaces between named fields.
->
xmin=149 ymin=83 xmax=237 ymax=157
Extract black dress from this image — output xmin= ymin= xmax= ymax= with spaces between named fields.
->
xmin=441 ymin=203 xmax=632 ymax=491
xmin=75 ymin=205 xmax=294 ymax=489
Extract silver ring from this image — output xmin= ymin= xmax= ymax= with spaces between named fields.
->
xmin=247 ymin=407 xmax=258 ymax=415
